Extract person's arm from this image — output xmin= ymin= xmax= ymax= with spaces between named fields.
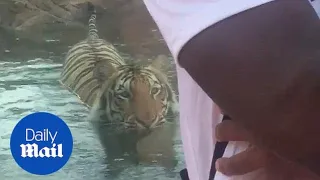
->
xmin=178 ymin=0 xmax=320 ymax=175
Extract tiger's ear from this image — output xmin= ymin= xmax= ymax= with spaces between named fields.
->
xmin=148 ymin=55 xmax=170 ymax=72
xmin=93 ymin=61 xmax=117 ymax=82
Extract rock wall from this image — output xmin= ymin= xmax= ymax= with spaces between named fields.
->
xmin=0 ymin=0 xmax=170 ymax=61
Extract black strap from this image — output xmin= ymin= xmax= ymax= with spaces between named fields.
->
xmin=208 ymin=115 xmax=230 ymax=179
xmin=180 ymin=115 xmax=230 ymax=180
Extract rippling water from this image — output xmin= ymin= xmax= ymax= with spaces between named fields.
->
xmin=0 ymin=58 xmax=184 ymax=180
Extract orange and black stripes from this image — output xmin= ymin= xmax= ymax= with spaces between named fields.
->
xmin=59 ymin=2 xmax=126 ymax=107
xmin=59 ymin=2 xmax=178 ymax=130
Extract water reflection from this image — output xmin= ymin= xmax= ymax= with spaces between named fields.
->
xmin=0 ymin=58 xmax=184 ymax=180
xmin=92 ymin=120 xmax=178 ymax=179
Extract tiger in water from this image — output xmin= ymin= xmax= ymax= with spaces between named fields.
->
xmin=59 ymin=2 xmax=179 ymax=132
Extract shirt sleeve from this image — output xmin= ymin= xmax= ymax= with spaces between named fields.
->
xmin=143 ymin=0 xmax=274 ymax=66
xmin=142 ymin=1 xmax=274 ymax=180
xmin=310 ymin=0 xmax=320 ymax=17
xmin=144 ymin=1 xmax=320 ymax=180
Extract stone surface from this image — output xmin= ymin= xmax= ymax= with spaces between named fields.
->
xmin=0 ymin=0 xmax=170 ymax=61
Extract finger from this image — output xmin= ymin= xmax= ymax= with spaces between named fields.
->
xmin=215 ymin=146 xmax=272 ymax=176
xmin=215 ymin=120 xmax=251 ymax=142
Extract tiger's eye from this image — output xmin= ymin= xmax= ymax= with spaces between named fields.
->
xmin=119 ymin=91 xmax=130 ymax=99
xmin=151 ymin=87 xmax=160 ymax=95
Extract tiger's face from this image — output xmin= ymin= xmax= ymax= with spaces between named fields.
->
xmin=95 ymin=55 xmax=175 ymax=131
xmin=113 ymin=73 xmax=168 ymax=130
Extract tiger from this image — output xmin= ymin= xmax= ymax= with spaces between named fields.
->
xmin=59 ymin=2 xmax=179 ymax=132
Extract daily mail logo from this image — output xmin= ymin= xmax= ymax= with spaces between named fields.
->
xmin=10 ymin=112 xmax=73 ymax=175
xmin=20 ymin=128 xmax=63 ymax=158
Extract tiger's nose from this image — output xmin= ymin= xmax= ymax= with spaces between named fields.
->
xmin=136 ymin=116 xmax=156 ymax=129
xmin=136 ymin=119 xmax=149 ymax=129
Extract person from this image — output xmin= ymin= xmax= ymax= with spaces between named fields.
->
xmin=142 ymin=0 xmax=320 ymax=180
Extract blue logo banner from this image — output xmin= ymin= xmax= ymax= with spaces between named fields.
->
xmin=10 ymin=112 xmax=73 ymax=175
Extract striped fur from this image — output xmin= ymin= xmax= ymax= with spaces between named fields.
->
xmin=90 ymin=56 xmax=179 ymax=131
xmin=59 ymin=3 xmax=125 ymax=107
xmin=59 ymin=2 xmax=178 ymax=131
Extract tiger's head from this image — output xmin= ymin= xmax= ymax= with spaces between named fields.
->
xmin=93 ymin=55 xmax=179 ymax=131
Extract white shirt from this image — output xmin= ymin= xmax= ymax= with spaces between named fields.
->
xmin=142 ymin=1 xmax=320 ymax=180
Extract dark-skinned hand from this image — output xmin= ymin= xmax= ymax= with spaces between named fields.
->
xmin=214 ymin=120 xmax=320 ymax=180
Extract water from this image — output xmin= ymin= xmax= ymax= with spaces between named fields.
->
xmin=0 ymin=58 xmax=185 ymax=180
